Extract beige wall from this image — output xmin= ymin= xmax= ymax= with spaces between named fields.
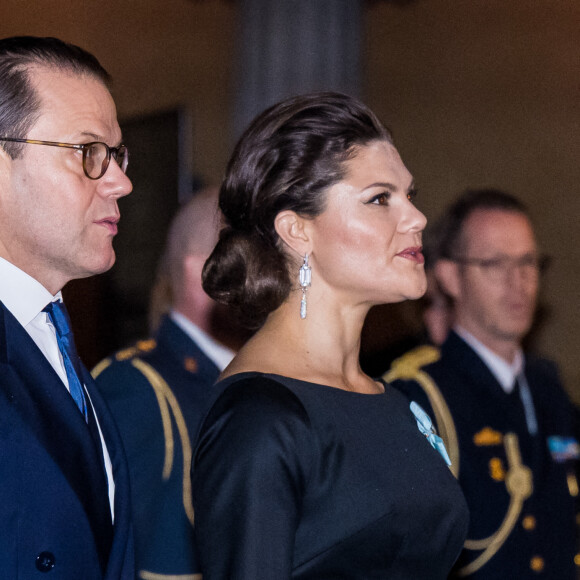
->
xmin=0 ymin=0 xmax=236 ymax=181
xmin=364 ymin=0 xmax=580 ymax=399
xmin=1 ymin=0 xmax=578 ymax=398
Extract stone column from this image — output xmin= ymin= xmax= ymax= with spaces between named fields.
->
xmin=232 ymin=0 xmax=363 ymax=138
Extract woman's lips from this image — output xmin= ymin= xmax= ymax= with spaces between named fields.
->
xmin=396 ymin=247 xmax=425 ymax=264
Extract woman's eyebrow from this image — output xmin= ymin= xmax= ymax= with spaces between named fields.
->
xmin=362 ymin=181 xmax=397 ymax=192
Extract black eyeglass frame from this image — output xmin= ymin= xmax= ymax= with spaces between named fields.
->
xmin=0 ymin=137 xmax=129 ymax=180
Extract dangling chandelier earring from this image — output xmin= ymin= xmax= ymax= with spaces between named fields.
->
xmin=299 ymin=253 xmax=312 ymax=319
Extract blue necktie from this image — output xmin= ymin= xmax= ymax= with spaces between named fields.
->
xmin=43 ymin=300 xmax=88 ymax=421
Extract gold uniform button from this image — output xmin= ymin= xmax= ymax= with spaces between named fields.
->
xmin=522 ymin=515 xmax=536 ymax=530
xmin=489 ymin=457 xmax=505 ymax=481
xmin=136 ymin=339 xmax=156 ymax=352
xmin=574 ymin=553 xmax=580 ymax=567
xmin=530 ymin=556 xmax=544 ymax=572
xmin=184 ymin=357 xmax=198 ymax=373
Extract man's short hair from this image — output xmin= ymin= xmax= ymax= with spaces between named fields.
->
xmin=0 ymin=36 xmax=110 ymax=158
xmin=437 ymin=188 xmax=530 ymax=260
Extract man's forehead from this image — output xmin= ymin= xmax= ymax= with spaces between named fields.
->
xmin=27 ymin=65 xmax=120 ymax=141
xmin=462 ymin=208 xmax=536 ymax=249
xmin=29 ymin=65 xmax=109 ymax=98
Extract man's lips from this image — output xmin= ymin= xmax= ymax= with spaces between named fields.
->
xmin=505 ymin=300 xmax=534 ymax=314
xmin=396 ymin=246 xmax=425 ymax=264
xmin=95 ymin=217 xmax=119 ymax=235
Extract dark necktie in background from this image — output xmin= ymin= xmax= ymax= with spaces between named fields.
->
xmin=514 ymin=372 xmax=538 ymax=435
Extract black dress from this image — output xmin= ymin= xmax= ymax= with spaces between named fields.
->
xmin=192 ymin=372 xmax=468 ymax=579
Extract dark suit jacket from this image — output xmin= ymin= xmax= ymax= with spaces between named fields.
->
xmin=0 ymin=301 xmax=134 ymax=580
xmin=93 ymin=315 xmax=221 ymax=578
xmin=389 ymin=331 xmax=578 ymax=579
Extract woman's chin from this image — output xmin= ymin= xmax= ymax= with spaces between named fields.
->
xmin=403 ymin=280 xmax=429 ymax=302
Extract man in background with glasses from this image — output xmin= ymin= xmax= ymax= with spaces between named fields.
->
xmin=0 ymin=36 xmax=133 ymax=579
xmin=387 ymin=189 xmax=579 ymax=579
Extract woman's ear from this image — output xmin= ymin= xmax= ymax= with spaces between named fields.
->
xmin=274 ymin=210 xmax=311 ymax=256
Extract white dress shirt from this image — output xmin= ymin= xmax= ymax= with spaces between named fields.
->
xmin=0 ymin=257 xmax=116 ymax=517
xmin=170 ymin=309 xmax=235 ymax=371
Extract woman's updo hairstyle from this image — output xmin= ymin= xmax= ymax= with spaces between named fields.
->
xmin=203 ymin=91 xmax=392 ymax=329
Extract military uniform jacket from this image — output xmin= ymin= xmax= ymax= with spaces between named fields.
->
xmin=0 ymin=301 xmax=134 ymax=580
xmin=93 ymin=315 xmax=221 ymax=579
xmin=387 ymin=331 xmax=578 ymax=579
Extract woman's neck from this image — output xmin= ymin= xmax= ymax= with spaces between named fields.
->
xmin=222 ymin=297 xmax=382 ymax=394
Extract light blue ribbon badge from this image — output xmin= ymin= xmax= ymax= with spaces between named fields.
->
xmin=410 ymin=401 xmax=452 ymax=466
xmin=547 ymin=436 xmax=580 ymax=463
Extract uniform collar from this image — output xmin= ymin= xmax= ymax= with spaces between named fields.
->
xmin=454 ymin=325 xmax=524 ymax=393
xmin=170 ymin=309 xmax=235 ymax=371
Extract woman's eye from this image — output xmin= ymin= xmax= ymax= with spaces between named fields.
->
xmin=407 ymin=188 xmax=418 ymax=203
xmin=369 ymin=193 xmax=389 ymax=206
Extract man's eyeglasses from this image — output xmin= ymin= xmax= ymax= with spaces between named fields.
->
xmin=453 ymin=254 xmax=550 ymax=282
xmin=0 ymin=137 xmax=129 ymax=180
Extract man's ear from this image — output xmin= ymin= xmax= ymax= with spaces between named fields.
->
xmin=274 ymin=210 xmax=311 ymax=257
xmin=434 ymin=259 xmax=461 ymax=300
xmin=184 ymin=254 xmax=205 ymax=282
xmin=183 ymin=254 xmax=213 ymax=306
xmin=0 ymin=145 xmax=12 ymax=188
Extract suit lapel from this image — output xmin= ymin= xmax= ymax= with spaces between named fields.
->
xmin=0 ymin=303 xmax=112 ymax=572
xmin=82 ymin=363 xmax=134 ymax=578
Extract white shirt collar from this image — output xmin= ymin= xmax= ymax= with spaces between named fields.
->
xmin=170 ymin=310 xmax=235 ymax=371
xmin=454 ymin=325 xmax=524 ymax=393
xmin=0 ymin=257 xmax=60 ymax=325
